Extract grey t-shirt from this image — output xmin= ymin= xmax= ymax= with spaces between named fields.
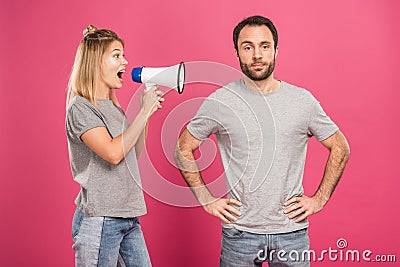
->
xmin=66 ymin=96 xmax=146 ymax=218
xmin=187 ymin=80 xmax=338 ymax=234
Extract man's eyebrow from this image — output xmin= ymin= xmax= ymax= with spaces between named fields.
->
xmin=112 ymin=48 xmax=122 ymax=52
xmin=240 ymin=40 xmax=272 ymax=46
xmin=240 ymin=41 xmax=253 ymax=46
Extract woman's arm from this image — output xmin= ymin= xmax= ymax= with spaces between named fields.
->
xmin=135 ymin=121 xmax=149 ymax=159
xmin=81 ymin=87 xmax=164 ymax=164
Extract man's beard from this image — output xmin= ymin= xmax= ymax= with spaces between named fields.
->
xmin=240 ymin=57 xmax=276 ymax=81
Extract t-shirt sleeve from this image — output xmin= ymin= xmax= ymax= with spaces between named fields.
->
xmin=307 ymin=97 xmax=339 ymax=141
xmin=186 ymin=95 xmax=221 ymax=140
xmin=66 ymin=102 xmax=106 ymax=142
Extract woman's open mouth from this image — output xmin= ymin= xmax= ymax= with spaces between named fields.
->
xmin=117 ymin=70 xmax=125 ymax=80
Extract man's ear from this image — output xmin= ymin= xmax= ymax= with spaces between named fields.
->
xmin=274 ymin=46 xmax=279 ymax=59
xmin=235 ymin=49 xmax=239 ymax=58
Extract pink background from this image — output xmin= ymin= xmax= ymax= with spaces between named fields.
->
xmin=1 ymin=0 xmax=399 ymax=266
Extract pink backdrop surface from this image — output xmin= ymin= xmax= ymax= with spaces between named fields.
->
xmin=1 ymin=0 xmax=399 ymax=266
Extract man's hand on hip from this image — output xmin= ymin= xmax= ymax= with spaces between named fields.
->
xmin=203 ymin=198 xmax=243 ymax=224
xmin=283 ymin=195 xmax=324 ymax=223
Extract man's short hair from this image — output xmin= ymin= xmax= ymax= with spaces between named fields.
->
xmin=233 ymin=15 xmax=278 ymax=51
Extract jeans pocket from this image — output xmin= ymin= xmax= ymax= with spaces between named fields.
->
xmin=72 ymin=208 xmax=84 ymax=241
xmin=222 ymin=227 xmax=245 ymax=239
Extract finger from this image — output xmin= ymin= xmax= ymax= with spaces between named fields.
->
xmin=283 ymin=203 xmax=301 ymax=214
xmin=216 ymin=212 xmax=231 ymax=224
xmin=228 ymin=198 xmax=243 ymax=207
xmin=225 ymin=205 xmax=242 ymax=217
xmin=221 ymin=209 xmax=238 ymax=222
xmin=284 ymin=196 xmax=301 ymax=206
xmin=158 ymin=97 xmax=165 ymax=102
xmin=147 ymin=86 xmax=157 ymax=94
xmin=288 ymin=207 xmax=305 ymax=219
xmin=153 ymin=90 xmax=163 ymax=98
xmin=295 ymin=211 xmax=310 ymax=223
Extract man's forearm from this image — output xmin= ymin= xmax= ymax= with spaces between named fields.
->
xmin=174 ymin=145 xmax=215 ymax=205
xmin=174 ymin=130 xmax=243 ymax=223
xmin=314 ymin=134 xmax=350 ymax=206
xmin=284 ymin=131 xmax=350 ymax=222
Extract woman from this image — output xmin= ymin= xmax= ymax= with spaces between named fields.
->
xmin=66 ymin=25 xmax=163 ymax=266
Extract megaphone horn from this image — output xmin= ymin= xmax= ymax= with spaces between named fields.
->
xmin=131 ymin=62 xmax=185 ymax=94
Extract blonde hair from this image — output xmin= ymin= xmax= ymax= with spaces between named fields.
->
xmin=67 ymin=25 xmax=124 ymax=108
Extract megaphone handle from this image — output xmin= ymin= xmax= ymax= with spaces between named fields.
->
xmin=145 ymin=83 xmax=156 ymax=92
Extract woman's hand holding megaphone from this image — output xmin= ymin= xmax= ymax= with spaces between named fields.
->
xmin=140 ymin=85 xmax=165 ymax=118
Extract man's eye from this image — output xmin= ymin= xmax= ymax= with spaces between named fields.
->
xmin=262 ymin=45 xmax=269 ymax=50
xmin=244 ymin=46 xmax=252 ymax=51
xmin=114 ymin=54 xmax=120 ymax=59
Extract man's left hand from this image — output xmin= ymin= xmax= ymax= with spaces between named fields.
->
xmin=283 ymin=195 xmax=324 ymax=222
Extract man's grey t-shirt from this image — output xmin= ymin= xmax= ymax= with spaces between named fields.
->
xmin=66 ymin=96 xmax=146 ymax=218
xmin=187 ymin=80 xmax=338 ymax=234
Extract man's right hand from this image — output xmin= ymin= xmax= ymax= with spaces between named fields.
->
xmin=203 ymin=198 xmax=243 ymax=224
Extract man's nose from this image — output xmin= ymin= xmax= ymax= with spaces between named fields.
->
xmin=253 ymin=47 xmax=263 ymax=59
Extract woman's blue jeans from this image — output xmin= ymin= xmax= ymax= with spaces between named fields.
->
xmin=72 ymin=208 xmax=152 ymax=267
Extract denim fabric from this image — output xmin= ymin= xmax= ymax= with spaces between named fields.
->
xmin=72 ymin=208 xmax=151 ymax=267
xmin=220 ymin=227 xmax=310 ymax=267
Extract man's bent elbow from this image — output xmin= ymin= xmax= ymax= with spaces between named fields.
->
xmin=343 ymin=142 xmax=350 ymax=163
xmin=174 ymin=140 xmax=188 ymax=167
xmin=337 ymin=136 xmax=350 ymax=164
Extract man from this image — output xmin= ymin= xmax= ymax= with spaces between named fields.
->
xmin=174 ymin=15 xmax=350 ymax=267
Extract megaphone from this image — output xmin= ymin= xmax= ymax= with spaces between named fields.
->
xmin=131 ymin=62 xmax=185 ymax=94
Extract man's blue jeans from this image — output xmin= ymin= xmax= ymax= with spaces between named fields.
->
xmin=72 ymin=208 xmax=152 ymax=267
xmin=220 ymin=227 xmax=310 ymax=267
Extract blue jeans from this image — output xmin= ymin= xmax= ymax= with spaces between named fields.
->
xmin=220 ymin=227 xmax=310 ymax=267
xmin=72 ymin=208 xmax=152 ymax=267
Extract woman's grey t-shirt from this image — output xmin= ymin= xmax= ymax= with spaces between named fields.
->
xmin=66 ymin=96 xmax=146 ymax=218
xmin=187 ymin=80 xmax=339 ymax=234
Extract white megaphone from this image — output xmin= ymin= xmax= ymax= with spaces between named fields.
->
xmin=131 ymin=62 xmax=185 ymax=94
